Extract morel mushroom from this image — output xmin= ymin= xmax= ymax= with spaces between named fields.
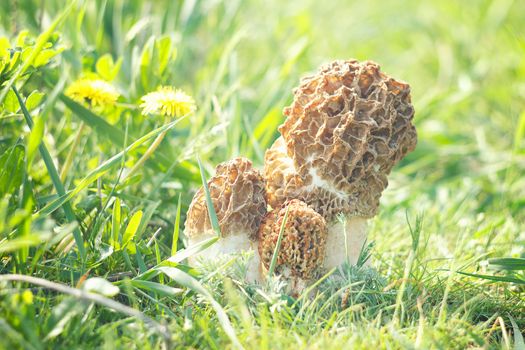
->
xmin=265 ymin=60 xmax=417 ymax=269
xmin=258 ymin=199 xmax=328 ymax=295
xmin=184 ymin=157 xmax=267 ymax=281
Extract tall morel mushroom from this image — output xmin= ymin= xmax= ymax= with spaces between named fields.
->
xmin=184 ymin=157 xmax=267 ymax=281
xmin=265 ymin=60 xmax=417 ymax=269
xmin=258 ymin=199 xmax=328 ymax=295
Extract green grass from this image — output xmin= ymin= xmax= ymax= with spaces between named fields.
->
xmin=1 ymin=0 xmax=524 ymax=349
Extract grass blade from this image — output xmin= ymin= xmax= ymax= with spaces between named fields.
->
xmin=166 ymin=236 xmax=219 ymax=264
xmin=111 ymin=197 xmax=121 ymax=249
xmin=171 ymin=193 xmax=182 ymax=255
xmin=509 ymin=315 xmax=525 ymax=350
xmin=13 ymin=86 xmax=86 ymax=260
xmin=488 ymin=258 xmax=525 ymax=271
xmin=197 ymin=156 xmax=220 ymax=236
xmin=268 ymin=205 xmax=290 ymax=279
xmin=155 ymin=266 xmax=243 ymax=349
xmin=456 ymin=271 xmax=525 ymax=285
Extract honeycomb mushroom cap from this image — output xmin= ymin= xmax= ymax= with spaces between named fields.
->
xmin=258 ymin=199 xmax=328 ymax=283
xmin=266 ymin=60 xmax=417 ymax=220
xmin=265 ymin=137 xmax=355 ymax=221
xmin=185 ymin=157 xmax=267 ymax=240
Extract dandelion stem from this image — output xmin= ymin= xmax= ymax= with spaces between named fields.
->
xmin=125 ymin=129 xmax=167 ymax=180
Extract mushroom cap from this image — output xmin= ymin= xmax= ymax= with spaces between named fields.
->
xmin=258 ymin=199 xmax=328 ymax=281
xmin=184 ymin=157 xmax=267 ymax=240
xmin=266 ymin=60 xmax=417 ymax=220
xmin=265 ymin=136 xmax=355 ymax=221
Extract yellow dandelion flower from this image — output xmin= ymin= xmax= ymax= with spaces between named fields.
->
xmin=140 ymin=86 xmax=196 ymax=118
xmin=65 ymin=78 xmax=120 ymax=108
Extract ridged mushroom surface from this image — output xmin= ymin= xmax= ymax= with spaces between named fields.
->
xmin=258 ymin=199 xmax=328 ymax=282
xmin=185 ymin=157 xmax=267 ymax=239
xmin=265 ymin=60 xmax=417 ymax=220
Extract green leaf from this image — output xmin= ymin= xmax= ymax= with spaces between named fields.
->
xmin=26 ymin=90 xmax=45 ymax=111
xmin=33 ymin=48 xmax=63 ymax=67
xmin=27 ymin=115 xmax=45 ymax=166
xmin=4 ymin=89 xmax=18 ymax=113
xmin=122 ymin=210 xmax=143 ymax=252
xmin=96 ymin=53 xmax=122 ymax=81
xmin=0 ymin=144 xmax=25 ymax=197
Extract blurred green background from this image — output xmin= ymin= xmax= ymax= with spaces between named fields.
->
xmin=0 ymin=0 xmax=524 ymax=348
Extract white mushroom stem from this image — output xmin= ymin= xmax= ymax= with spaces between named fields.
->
xmin=187 ymin=233 xmax=262 ymax=283
xmin=323 ymin=217 xmax=370 ymax=269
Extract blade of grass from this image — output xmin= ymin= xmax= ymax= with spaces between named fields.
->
xmin=267 ymin=205 xmax=290 ymax=279
xmin=456 ymin=271 xmax=525 ymax=285
xmin=166 ymin=236 xmax=219 ymax=264
xmin=111 ymin=197 xmax=121 ymax=249
xmin=197 ymin=155 xmax=220 ymax=236
xmin=509 ymin=315 xmax=525 ymax=350
xmin=171 ymin=193 xmax=182 ymax=255
xmin=155 ymin=266 xmax=243 ymax=349
xmin=488 ymin=258 xmax=525 ymax=271
xmin=13 ymin=86 xmax=86 ymax=260
xmin=392 ymin=213 xmax=422 ymax=326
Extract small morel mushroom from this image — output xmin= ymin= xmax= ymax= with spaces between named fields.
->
xmin=265 ymin=60 xmax=417 ymax=269
xmin=258 ymin=199 xmax=328 ymax=295
xmin=184 ymin=157 xmax=267 ymax=281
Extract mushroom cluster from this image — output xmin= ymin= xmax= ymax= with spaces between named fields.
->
xmin=184 ymin=59 xmax=417 ymax=291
